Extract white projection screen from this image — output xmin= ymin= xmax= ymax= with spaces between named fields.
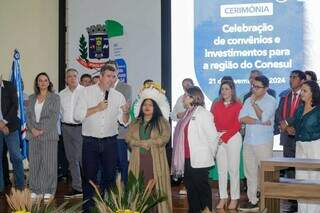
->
xmin=171 ymin=0 xmax=320 ymax=150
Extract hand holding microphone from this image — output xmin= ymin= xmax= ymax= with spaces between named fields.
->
xmin=97 ymin=90 xmax=109 ymax=112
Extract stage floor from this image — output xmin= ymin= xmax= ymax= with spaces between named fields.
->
xmin=0 ymin=179 xmax=295 ymax=212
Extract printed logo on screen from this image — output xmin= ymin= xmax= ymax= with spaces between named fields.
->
xmin=76 ymin=20 xmax=128 ymax=82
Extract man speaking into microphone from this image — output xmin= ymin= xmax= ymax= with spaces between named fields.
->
xmin=74 ymin=64 xmax=130 ymax=213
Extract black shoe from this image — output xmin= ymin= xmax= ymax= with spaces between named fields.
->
xmin=0 ymin=191 xmax=5 ymax=198
xmin=238 ymin=202 xmax=259 ymax=212
xmin=64 ymin=189 xmax=83 ymax=199
xmin=288 ymin=202 xmax=298 ymax=212
xmin=4 ymin=179 xmax=12 ymax=187
xmin=240 ymin=179 xmax=247 ymax=193
xmin=171 ymin=175 xmax=183 ymax=186
xmin=58 ymin=175 xmax=66 ymax=182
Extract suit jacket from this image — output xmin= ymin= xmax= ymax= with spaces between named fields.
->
xmin=115 ymin=81 xmax=132 ymax=139
xmin=26 ymin=92 xmax=60 ymax=141
xmin=275 ymin=90 xmax=303 ymax=147
xmin=1 ymin=80 xmax=19 ymax=132
xmin=187 ymin=106 xmax=219 ymax=168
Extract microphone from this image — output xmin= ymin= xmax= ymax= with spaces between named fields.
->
xmin=105 ymin=90 xmax=109 ymax=100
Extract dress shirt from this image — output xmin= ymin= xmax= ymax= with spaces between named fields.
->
xmin=74 ymin=84 xmax=129 ymax=138
xmin=171 ymin=95 xmax=185 ymax=121
xmin=211 ymin=101 xmax=242 ymax=143
xmin=35 ymin=99 xmax=44 ymax=123
xmin=290 ymin=89 xmax=301 ymax=117
xmin=239 ymin=93 xmax=277 ymax=145
xmin=59 ymin=84 xmax=84 ymax=124
xmin=114 ymin=79 xmax=119 ymax=88
xmin=291 ymin=89 xmax=301 ymax=105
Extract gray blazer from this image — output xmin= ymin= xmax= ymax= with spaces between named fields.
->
xmin=115 ymin=81 xmax=132 ymax=139
xmin=26 ymin=92 xmax=60 ymax=141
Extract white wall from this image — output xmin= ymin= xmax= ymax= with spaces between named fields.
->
xmin=303 ymin=0 xmax=320 ymax=73
xmin=0 ymin=0 xmax=59 ymax=95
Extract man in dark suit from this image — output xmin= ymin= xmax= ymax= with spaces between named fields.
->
xmin=276 ymin=70 xmax=306 ymax=165
xmin=275 ymin=70 xmax=306 ymax=212
xmin=0 ymin=76 xmax=25 ymax=192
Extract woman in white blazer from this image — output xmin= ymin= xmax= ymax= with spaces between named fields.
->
xmin=172 ymin=86 xmax=219 ymax=213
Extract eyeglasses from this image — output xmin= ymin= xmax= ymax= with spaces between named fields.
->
xmin=252 ymin=85 xmax=265 ymax=89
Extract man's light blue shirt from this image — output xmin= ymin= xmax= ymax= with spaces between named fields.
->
xmin=239 ymin=93 xmax=277 ymax=145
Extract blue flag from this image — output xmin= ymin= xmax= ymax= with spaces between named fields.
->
xmin=10 ymin=49 xmax=28 ymax=159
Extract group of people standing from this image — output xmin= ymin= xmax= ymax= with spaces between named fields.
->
xmin=171 ymin=69 xmax=320 ymax=213
xmin=0 ymin=61 xmax=173 ymax=213
xmin=171 ymin=77 xmax=245 ymax=212
xmin=1 ymin=65 xmax=320 ymax=213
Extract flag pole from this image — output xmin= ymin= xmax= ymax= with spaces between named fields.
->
xmin=11 ymin=49 xmax=28 ymax=159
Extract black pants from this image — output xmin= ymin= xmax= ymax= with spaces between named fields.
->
xmin=116 ymin=139 xmax=128 ymax=184
xmin=82 ymin=135 xmax=118 ymax=213
xmin=2 ymin=143 xmax=10 ymax=187
xmin=184 ymin=159 xmax=212 ymax=213
xmin=283 ymin=143 xmax=296 ymax=179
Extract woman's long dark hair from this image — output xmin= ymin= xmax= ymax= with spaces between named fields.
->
xmin=303 ymin=80 xmax=320 ymax=107
xmin=137 ymin=99 xmax=163 ymax=132
xmin=33 ymin=72 xmax=54 ymax=95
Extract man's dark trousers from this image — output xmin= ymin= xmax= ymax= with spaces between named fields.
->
xmin=82 ymin=135 xmax=118 ymax=213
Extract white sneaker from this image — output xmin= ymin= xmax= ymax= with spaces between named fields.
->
xmin=31 ymin=193 xmax=43 ymax=201
xmin=44 ymin=193 xmax=54 ymax=201
xmin=31 ymin=192 xmax=37 ymax=200
xmin=178 ymin=189 xmax=187 ymax=195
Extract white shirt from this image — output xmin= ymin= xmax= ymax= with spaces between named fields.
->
xmin=291 ymin=89 xmax=301 ymax=105
xmin=59 ymin=84 xmax=84 ymax=124
xmin=171 ymin=94 xmax=186 ymax=121
xmin=74 ymin=84 xmax=129 ymax=138
xmin=113 ymin=79 xmax=119 ymax=88
xmin=35 ymin=99 xmax=44 ymax=123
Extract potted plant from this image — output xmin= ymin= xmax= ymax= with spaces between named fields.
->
xmin=6 ymin=188 xmax=82 ymax=213
xmin=92 ymin=172 xmax=167 ymax=213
